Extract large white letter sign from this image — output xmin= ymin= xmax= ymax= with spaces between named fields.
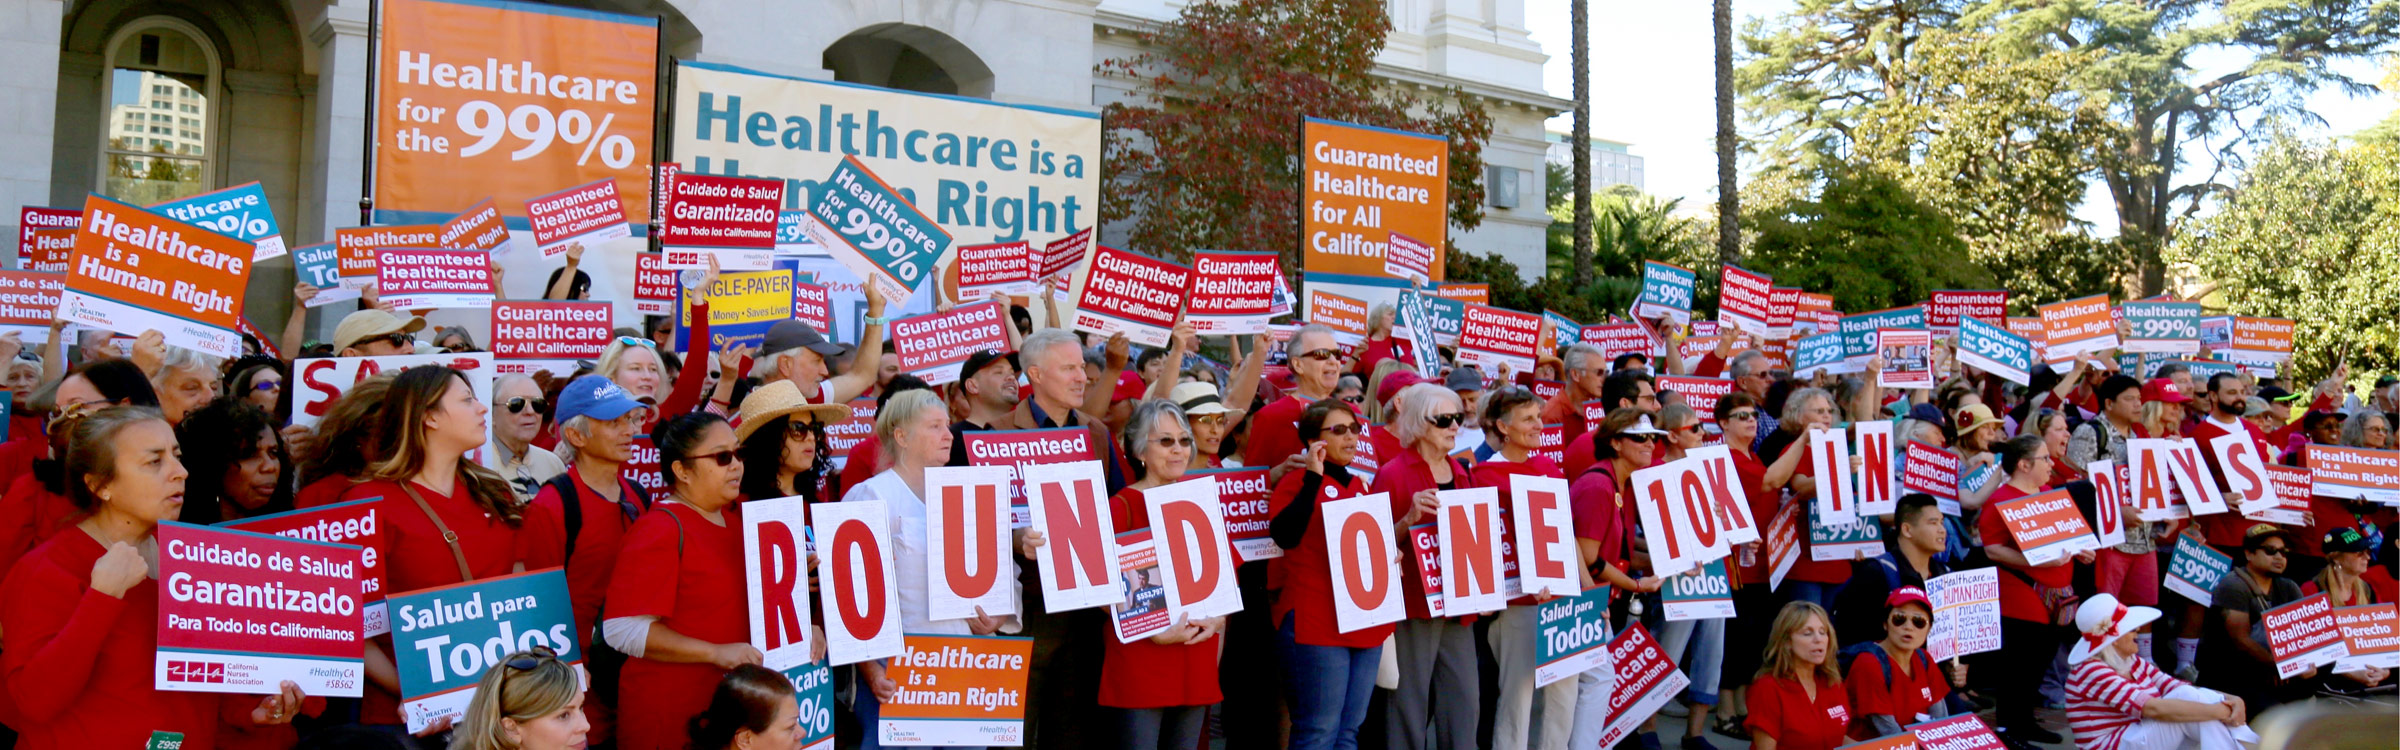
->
xmin=1854 ymin=421 xmax=1898 ymax=516
xmin=2204 ymin=432 xmax=2275 ymax=517
xmin=1437 ymin=488 xmax=1509 ymax=615
xmin=1808 ymin=427 xmax=1857 ymax=525
xmin=1689 ymin=445 xmax=1760 ymax=546
xmin=1145 ymin=476 xmax=1244 ymax=620
xmin=924 ymin=465 xmax=1019 ymax=621
xmin=813 ymin=500 xmax=902 ymax=666
xmin=2088 ymin=460 xmax=2128 ymax=548
xmin=1324 ymin=493 xmax=1407 ymax=633
xmin=1509 ymin=475 xmax=1580 ymax=597
xmin=2126 ymin=438 xmax=2187 ymax=521
xmin=1633 ymin=457 xmax=1730 ymax=577
xmin=1021 ymin=460 xmax=1122 ymax=613
xmin=742 ymin=495 xmax=814 ymax=670
xmin=2165 ymin=439 xmax=2230 ymax=516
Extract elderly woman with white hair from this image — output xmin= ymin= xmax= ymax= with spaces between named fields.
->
xmin=2064 ymin=593 xmax=2253 ymax=750
xmin=144 ymin=340 xmax=222 ymax=425
xmin=1368 ymin=381 xmax=1483 ymax=750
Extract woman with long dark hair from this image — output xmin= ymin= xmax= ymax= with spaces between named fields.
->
xmin=171 ymin=397 xmax=292 ymax=526
xmin=602 ymin=412 xmax=757 ymax=750
xmin=339 ymin=365 xmax=524 ymax=730
xmin=733 ymin=379 xmax=848 ymax=503
xmin=292 ymin=374 xmax=392 ymax=509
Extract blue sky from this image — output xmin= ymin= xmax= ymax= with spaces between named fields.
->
xmin=1523 ymin=0 xmax=2399 ymax=234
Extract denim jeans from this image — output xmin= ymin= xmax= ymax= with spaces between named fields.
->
xmin=1279 ymin=613 xmax=1382 ymax=750
xmin=1657 ymin=616 xmax=1726 ymax=705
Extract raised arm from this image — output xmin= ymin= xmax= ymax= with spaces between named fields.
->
xmin=1147 ymin=320 xmax=1195 ymax=402
xmin=282 ymin=283 xmax=314 ymax=364
xmin=37 ymin=319 xmax=67 ymax=389
xmin=1226 ymin=332 xmax=1267 ymax=416
xmin=823 ymin=282 xmax=888 ymax=405
xmin=543 ymin=244 xmax=584 ymax=300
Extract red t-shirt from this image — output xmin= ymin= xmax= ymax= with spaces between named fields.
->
xmin=1371 ymin=449 xmax=1477 ymax=620
xmin=1 ymin=531 xmax=234 ymax=749
xmin=1845 ymin=646 xmax=1948 ymax=727
xmin=522 ymin=471 xmax=644 ymax=647
xmin=293 ymin=474 xmax=355 ymax=510
xmin=1243 ymin=394 xmax=1315 ymax=470
xmin=841 ymin=436 xmax=884 ymax=496
xmin=1268 ymin=468 xmax=1390 ymax=649
xmin=1729 ymin=448 xmax=1776 ymax=586
xmin=0 ymin=475 xmax=77 ymax=586
xmin=340 ymin=476 xmax=527 ymax=724
xmin=1980 ymin=483 xmax=2073 ymax=622
xmin=1097 ymin=488 xmax=1223 ymax=708
xmin=1748 ymin=673 xmax=1852 ymax=750
xmin=1570 ymin=464 xmax=1625 ymax=579
xmin=1563 ymin=430 xmax=1600 ymax=480
xmin=1787 ymin=442 xmax=1850 ymax=585
xmin=604 ymin=502 xmax=748 ymax=750
xmin=1472 ymin=457 xmax=1565 ymax=605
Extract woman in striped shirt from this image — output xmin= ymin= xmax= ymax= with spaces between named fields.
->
xmin=2063 ymin=594 xmax=2250 ymax=750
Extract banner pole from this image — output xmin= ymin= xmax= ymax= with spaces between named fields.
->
xmin=359 ymin=0 xmax=381 ymax=228
xmin=650 ymin=18 xmax=672 ymax=254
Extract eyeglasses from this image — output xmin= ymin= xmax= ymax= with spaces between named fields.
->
xmin=1724 ymin=410 xmax=1759 ymax=422
xmin=1297 ymin=348 xmax=1342 ymax=362
xmin=616 ymin=336 xmax=657 ymax=349
xmin=1341 ymin=395 xmax=1366 ymax=405
xmin=252 ymin=380 xmax=282 ymax=392
xmin=786 ymin=418 xmax=821 ymax=437
xmin=1320 ymin=423 xmax=1361 ymax=436
xmin=679 ymin=450 xmax=740 ymax=467
xmin=2252 ymin=546 xmax=2288 ymax=557
xmin=1616 ymin=434 xmax=1658 ymax=445
xmin=1672 ymin=424 xmax=1702 ymax=434
xmin=504 ymin=645 xmax=561 ymax=672
xmin=1191 ymin=414 xmax=1226 ymax=427
xmin=503 ymin=397 xmax=547 ymax=415
xmin=1889 ymin=614 xmax=1929 ymax=630
xmin=360 ymin=331 xmax=413 ymax=350
xmin=1424 ymin=413 xmax=1466 ymax=429
xmin=1152 ymin=435 xmax=1195 ymax=449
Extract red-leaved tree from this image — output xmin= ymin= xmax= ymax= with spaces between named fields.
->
xmin=1098 ymin=0 xmax=1494 ymax=273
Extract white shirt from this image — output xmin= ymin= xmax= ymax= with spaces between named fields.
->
xmin=846 ymin=469 xmax=1023 ymax=635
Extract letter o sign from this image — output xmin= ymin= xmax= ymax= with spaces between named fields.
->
xmin=832 ymin=518 xmax=887 ymax=636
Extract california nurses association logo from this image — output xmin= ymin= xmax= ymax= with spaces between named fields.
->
xmin=166 ymin=660 xmax=227 ymax=684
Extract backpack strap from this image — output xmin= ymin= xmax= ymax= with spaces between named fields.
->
xmin=547 ymin=473 xmax=584 ymax=568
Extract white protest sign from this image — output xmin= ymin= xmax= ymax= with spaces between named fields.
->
xmin=1324 ymin=493 xmax=1407 ymax=634
xmin=2166 ymin=439 xmax=2230 ymax=516
xmin=742 ymin=495 xmax=816 ymax=670
xmin=291 ymin=353 xmax=495 ymax=465
xmin=1925 ymin=567 xmax=2001 ymax=661
xmin=1689 ymin=445 xmax=1761 ymax=546
xmin=1631 ymin=457 xmax=1732 ymax=577
xmin=1435 ymin=488 xmax=1510 ymax=615
xmin=924 ymin=466 xmax=1019 ymax=621
xmin=1809 ymin=427 xmax=1858 ymax=525
xmin=1508 ymin=475 xmax=1581 ymax=597
xmin=2205 ymin=431 xmax=2277 ymax=520
xmin=2089 ymin=460 xmax=2128 ymax=548
xmin=1145 ymin=476 xmax=1244 ymax=620
xmin=1021 ymin=460 xmax=1122 ymax=613
xmin=2126 ymin=438 xmax=2190 ymax=521
xmin=813 ymin=500 xmax=903 ymax=666
xmin=1855 ymin=421 xmax=1898 ymax=517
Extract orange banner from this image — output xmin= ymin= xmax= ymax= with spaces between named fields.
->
xmin=2231 ymin=316 xmax=2294 ymax=355
xmin=376 ymin=0 xmax=658 ymax=226
xmin=62 ymin=195 xmax=254 ymax=356
xmin=1300 ymin=117 xmax=1450 ymax=280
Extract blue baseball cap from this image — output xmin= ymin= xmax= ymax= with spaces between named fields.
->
xmin=555 ymin=375 xmax=647 ymax=424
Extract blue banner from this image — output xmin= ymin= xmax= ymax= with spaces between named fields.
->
xmin=1793 ymin=331 xmax=1847 ymax=377
xmin=152 ymin=181 xmax=286 ymax=260
xmin=781 ymin=661 xmax=839 ymax=750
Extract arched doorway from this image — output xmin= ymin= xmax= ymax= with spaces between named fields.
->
xmin=822 ymin=23 xmax=993 ymax=98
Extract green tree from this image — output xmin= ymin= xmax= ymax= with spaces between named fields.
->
xmin=1714 ymin=0 xmax=1741 ymax=266
xmin=1742 ymin=165 xmax=1995 ymax=312
xmin=2170 ymin=135 xmax=2399 ymax=380
xmin=1097 ymin=0 xmax=1494 ymax=273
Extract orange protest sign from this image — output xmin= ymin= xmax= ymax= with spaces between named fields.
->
xmin=2231 ymin=317 xmax=2294 ymax=357
xmin=376 ymin=0 xmax=657 ymax=225
xmin=1300 ymin=117 xmax=1450 ymax=281
xmin=1990 ymin=488 xmax=2099 ymax=565
xmin=61 ymin=195 xmax=254 ymax=357
xmin=438 ymin=197 xmax=509 ymax=250
xmin=879 ymin=635 xmax=1033 ymax=746
xmin=336 ymin=225 xmax=441 ymax=281
xmin=1309 ymin=289 xmax=1371 ymax=345
xmin=2037 ymin=294 xmax=2118 ymax=360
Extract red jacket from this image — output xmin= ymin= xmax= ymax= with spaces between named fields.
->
xmin=1370 ymin=447 xmax=1480 ymax=621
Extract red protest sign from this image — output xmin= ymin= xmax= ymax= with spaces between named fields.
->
xmin=1584 ymin=323 xmax=1654 ymax=361
xmin=1656 ymin=376 xmax=1734 ymax=425
xmin=1039 ymin=228 xmax=1091 ymax=285
xmin=1718 ymin=266 xmax=1774 ymax=338
xmin=490 ymin=300 xmax=612 ymax=375
xmin=17 ymin=206 xmax=78 ymax=268
xmin=961 ymin=426 xmax=1099 ymax=527
xmin=954 ymin=240 xmax=1037 ymax=302
xmin=825 ymin=398 xmax=879 ymax=471
xmin=439 ymin=197 xmax=509 ymax=251
xmin=1405 ymin=522 xmax=1444 ymax=618
xmin=0 ymin=270 xmax=65 ymax=334
xmin=1324 ymin=492 xmax=1407 ymax=633
xmin=1767 ymin=286 xmax=1800 ymax=340
xmin=1073 ymin=246 xmax=1190 ymax=348
xmin=1765 ymin=500 xmax=1802 ymax=590
xmin=2254 ymin=465 xmax=2314 ymax=525
xmin=1903 ymin=441 xmax=1962 ymax=513
xmin=154 ymin=521 xmax=366 ymax=697
xmin=1539 ymin=423 xmax=1565 ymax=467
xmin=375 ymin=248 xmax=495 ymax=309
xmin=65 ymin=195 xmax=256 ymax=357
xmin=1581 ymin=400 xmax=1609 ymax=427
xmin=814 ymin=499 xmax=903 ymax=666
xmin=1385 ymin=231 xmax=1435 ymax=281
xmin=335 ymin=225 xmax=440 ymax=281
xmin=632 ymin=252 xmax=679 ymax=316
xmin=620 ymin=435 xmax=664 ymax=497
xmin=890 ymin=301 xmax=1011 ymax=386
xmin=1908 ymin=715 xmax=2006 ymax=750
xmin=219 ymin=498 xmax=390 ymax=636
xmin=791 ymin=279 xmax=834 ymax=335
xmin=1527 ymin=379 xmax=1564 ymax=404
xmin=660 ymin=173 xmax=782 ymax=270
xmin=526 ymin=178 xmax=631 ymax=257
xmin=1457 ymin=304 xmax=1542 ymax=379
xmin=2263 ymin=593 xmax=2346 ymax=678
xmin=1187 ymin=250 xmax=1280 ymax=335
xmin=1191 ymin=467 xmax=1276 ymax=562
xmin=1597 ymin=624 xmax=1691 ymax=750
xmin=1929 ymin=290 xmax=2008 ymax=332
xmin=1991 ymin=488 xmax=2099 ymax=564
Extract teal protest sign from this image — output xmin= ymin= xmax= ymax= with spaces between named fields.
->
xmin=1425 ymin=293 xmax=1466 ymax=347
xmin=1396 ymin=292 xmax=1446 ymax=374
xmin=2179 ymin=358 xmax=2239 ymax=381
xmin=802 ymin=155 xmax=953 ymax=304
xmin=1809 ymin=499 xmax=1883 ymax=561
xmin=1661 ymin=558 xmax=1734 ymax=620
xmin=1793 ymin=331 xmax=1847 ymax=378
xmin=1839 ymin=306 xmax=1925 ymax=363
xmin=2121 ymin=301 xmax=2202 ymax=354
xmin=1633 ymin=261 xmax=1696 ymax=324
xmin=391 ymin=568 xmax=580 ymax=733
xmin=2163 ymin=534 xmax=2233 ymax=606
xmin=291 ymin=242 xmax=362 ymax=307
xmin=1546 ymin=311 xmax=1583 ymax=348
xmin=152 ymin=181 xmax=286 ymax=262
xmin=1535 ymin=584 xmax=1613 ymax=687
xmin=1955 ymin=316 xmax=2032 ymax=386
xmin=780 ymin=661 xmax=839 ymax=750
xmin=775 ymin=210 xmax=816 ymax=254
xmin=1959 ymin=461 xmax=1998 ymax=499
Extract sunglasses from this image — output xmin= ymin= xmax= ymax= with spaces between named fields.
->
xmin=786 ymin=418 xmax=822 ymax=437
xmin=252 ymin=380 xmax=282 ymax=392
xmin=503 ymin=645 xmax=561 ymax=672
xmin=1151 ymin=435 xmax=1195 ymax=449
xmin=364 ymin=331 xmax=414 ymax=350
xmin=1297 ymin=348 xmax=1342 ymax=362
xmin=1616 ymin=433 xmax=1658 ymax=445
xmin=1724 ymin=410 xmax=1759 ymax=422
xmin=504 ymin=397 xmax=547 ymax=415
xmin=1672 ymin=424 xmax=1702 ymax=434
xmin=1424 ymin=413 xmax=1466 ymax=429
xmin=680 ymin=450 xmax=740 ymax=467
xmin=1341 ymin=395 xmax=1366 ymax=405
xmin=2252 ymin=546 xmax=2288 ymax=557
xmin=1319 ymin=423 xmax=1361 ymax=436
xmin=1889 ymin=614 xmax=1929 ymax=629
xmin=617 ymin=336 xmax=657 ymax=349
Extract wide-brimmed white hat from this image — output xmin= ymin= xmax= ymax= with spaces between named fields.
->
xmin=2068 ymin=593 xmax=2161 ymax=665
